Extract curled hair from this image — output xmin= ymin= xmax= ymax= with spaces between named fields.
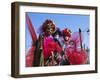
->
xmin=40 ymin=19 xmax=56 ymax=33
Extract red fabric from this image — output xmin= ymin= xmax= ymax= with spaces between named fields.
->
xmin=66 ymin=32 xmax=87 ymax=65
xmin=43 ymin=37 xmax=62 ymax=59
xmin=26 ymin=46 xmax=35 ymax=67
xmin=66 ymin=49 xmax=87 ymax=65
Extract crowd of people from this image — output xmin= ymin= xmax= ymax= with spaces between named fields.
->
xmin=26 ymin=19 xmax=88 ymax=67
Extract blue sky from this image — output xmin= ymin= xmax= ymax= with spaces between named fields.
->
xmin=25 ymin=12 xmax=90 ymax=51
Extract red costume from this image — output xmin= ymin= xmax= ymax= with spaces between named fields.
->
xmin=41 ymin=20 xmax=62 ymax=65
xmin=66 ymin=32 xmax=88 ymax=65
xmin=26 ymin=46 xmax=35 ymax=67
xmin=43 ymin=36 xmax=62 ymax=60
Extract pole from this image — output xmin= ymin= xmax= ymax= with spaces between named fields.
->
xmin=84 ymin=44 xmax=85 ymax=50
xmin=79 ymin=28 xmax=83 ymax=51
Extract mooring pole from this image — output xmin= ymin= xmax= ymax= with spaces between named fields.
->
xmin=79 ymin=28 xmax=83 ymax=51
xmin=84 ymin=44 xmax=85 ymax=50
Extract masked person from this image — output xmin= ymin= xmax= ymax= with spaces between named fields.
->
xmin=66 ymin=32 xmax=88 ymax=65
xmin=59 ymin=28 xmax=72 ymax=65
xmin=52 ymin=28 xmax=71 ymax=65
xmin=34 ymin=19 xmax=62 ymax=66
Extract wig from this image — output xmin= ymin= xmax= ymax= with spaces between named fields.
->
xmin=40 ymin=19 xmax=56 ymax=35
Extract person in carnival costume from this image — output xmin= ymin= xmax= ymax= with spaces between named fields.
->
xmin=38 ymin=19 xmax=63 ymax=66
xmin=58 ymin=28 xmax=72 ymax=65
xmin=65 ymin=29 xmax=88 ymax=65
